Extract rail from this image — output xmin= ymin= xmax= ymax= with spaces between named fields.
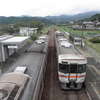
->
xmin=66 ymin=87 xmax=89 ymax=100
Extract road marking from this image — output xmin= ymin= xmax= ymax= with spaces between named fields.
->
xmin=87 ymin=65 xmax=100 ymax=76
xmin=86 ymin=89 xmax=92 ymax=100
xmin=89 ymin=82 xmax=100 ymax=99
xmin=87 ymin=65 xmax=98 ymax=77
xmin=6 ymin=58 xmax=16 ymax=60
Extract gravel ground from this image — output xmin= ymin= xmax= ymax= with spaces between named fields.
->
xmin=41 ymin=27 xmax=89 ymax=100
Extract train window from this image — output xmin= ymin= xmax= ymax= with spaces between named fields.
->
xmin=59 ymin=63 xmax=69 ymax=73
xmin=70 ymin=64 xmax=77 ymax=73
xmin=78 ymin=64 xmax=86 ymax=73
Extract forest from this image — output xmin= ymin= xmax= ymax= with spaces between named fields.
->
xmin=0 ymin=16 xmax=52 ymax=24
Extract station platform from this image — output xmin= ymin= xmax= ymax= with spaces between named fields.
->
xmin=76 ymin=47 xmax=100 ymax=100
xmin=0 ymin=39 xmax=100 ymax=100
xmin=0 ymin=42 xmax=32 ymax=73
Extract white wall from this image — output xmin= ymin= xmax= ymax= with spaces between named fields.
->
xmin=20 ymin=27 xmax=38 ymax=36
xmin=74 ymin=37 xmax=82 ymax=45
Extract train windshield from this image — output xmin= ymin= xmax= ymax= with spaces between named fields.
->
xmin=70 ymin=64 xmax=77 ymax=73
xmin=59 ymin=63 xmax=86 ymax=73
xmin=59 ymin=63 xmax=69 ymax=73
xmin=78 ymin=64 xmax=86 ymax=73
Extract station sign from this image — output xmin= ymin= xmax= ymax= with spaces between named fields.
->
xmin=8 ymin=46 xmax=18 ymax=49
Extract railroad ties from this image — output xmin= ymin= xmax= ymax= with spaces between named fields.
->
xmin=41 ymin=27 xmax=90 ymax=100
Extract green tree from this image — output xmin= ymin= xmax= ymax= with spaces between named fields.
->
xmin=1 ymin=24 xmax=15 ymax=34
xmin=14 ymin=22 xmax=26 ymax=28
xmin=30 ymin=33 xmax=37 ymax=40
xmin=27 ymin=21 xmax=43 ymax=30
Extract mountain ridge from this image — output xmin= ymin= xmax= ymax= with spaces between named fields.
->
xmin=43 ymin=11 xmax=100 ymax=23
xmin=0 ymin=11 xmax=100 ymax=23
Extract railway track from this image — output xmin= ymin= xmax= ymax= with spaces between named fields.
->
xmin=66 ymin=87 xmax=89 ymax=100
xmin=41 ymin=27 xmax=90 ymax=100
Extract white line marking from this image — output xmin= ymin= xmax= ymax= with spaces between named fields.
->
xmin=89 ymin=82 xmax=100 ymax=99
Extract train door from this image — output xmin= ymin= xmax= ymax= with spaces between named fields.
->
xmin=68 ymin=64 xmax=78 ymax=81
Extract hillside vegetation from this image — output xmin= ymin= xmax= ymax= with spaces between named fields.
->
xmin=44 ymin=11 xmax=100 ymax=23
xmin=0 ymin=16 xmax=52 ymax=24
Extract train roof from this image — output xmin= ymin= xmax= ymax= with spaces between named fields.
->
xmin=55 ymin=31 xmax=87 ymax=64
xmin=60 ymin=41 xmax=72 ymax=47
xmin=58 ymin=54 xmax=87 ymax=64
xmin=28 ymin=35 xmax=49 ymax=53
xmin=3 ymin=34 xmax=49 ymax=100
xmin=55 ymin=32 xmax=81 ymax=55
xmin=0 ymin=73 xmax=29 ymax=100
xmin=38 ymin=35 xmax=47 ymax=39
xmin=0 ymin=73 xmax=29 ymax=85
xmin=59 ymin=54 xmax=87 ymax=60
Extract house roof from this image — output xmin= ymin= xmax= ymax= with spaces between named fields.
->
xmin=83 ymin=21 xmax=94 ymax=25
xmin=20 ymin=27 xmax=38 ymax=31
xmin=19 ymin=27 xmax=30 ymax=30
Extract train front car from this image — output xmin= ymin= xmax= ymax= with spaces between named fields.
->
xmin=55 ymin=31 xmax=87 ymax=90
xmin=58 ymin=54 xmax=87 ymax=89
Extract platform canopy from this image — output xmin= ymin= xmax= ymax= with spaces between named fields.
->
xmin=1 ymin=37 xmax=29 ymax=44
xmin=0 ymin=35 xmax=13 ymax=42
xmin=0 ymin=36 xmax=30 ymax=62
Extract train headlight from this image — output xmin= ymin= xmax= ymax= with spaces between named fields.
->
xmin=80 ymin=75 xmax=84 ymax=77
xmin=79 ymin=75 xmax=86 ymax=77
xmin=58 ymin=74 xmax=66 ymax=77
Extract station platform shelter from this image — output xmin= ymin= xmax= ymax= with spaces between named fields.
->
xmin=0 ymin=35 xmax=29 ymax=62
xmin=64 ymin=31 xmax=84 ymax=46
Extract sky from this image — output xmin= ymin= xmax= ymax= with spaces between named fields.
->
xmin=0 ymin=0 xmax=100 ymax=17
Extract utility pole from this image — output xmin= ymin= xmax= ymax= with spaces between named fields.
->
xmin=81 ymin=24 xmax=83 ymax=49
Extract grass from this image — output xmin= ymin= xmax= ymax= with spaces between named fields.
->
xmin=55 ymin=26 xmax=100 ymax=36
xmin=42 ymin=27 xmax=51 ymax=34
xmin=84 ymin=38 xmax=100 ymax=54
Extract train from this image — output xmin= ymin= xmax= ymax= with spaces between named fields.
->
xmin=0 ymin=67 xmax=29 ymax=100
xmin=0 ymin=34 xmax=49 ymax=100
xmin=55 ymin=31 xmax=87 ymax=90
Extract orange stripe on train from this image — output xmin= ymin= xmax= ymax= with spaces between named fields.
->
xmin=58 ymin=74 xmax=86 ymax=78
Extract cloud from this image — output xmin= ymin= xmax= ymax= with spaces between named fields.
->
xmin=0 ymin=0 xmax=100 ymax=16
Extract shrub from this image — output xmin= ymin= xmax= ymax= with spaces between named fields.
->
xmin=89 ymin=37 xmax=100 ymax=43
xmin=27 ymin=39 xmax=33 ymax=43
xmin=30 ymin=33 xmax=38 ymax=40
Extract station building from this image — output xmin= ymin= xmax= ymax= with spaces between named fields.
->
xmin=64 ymin=31 xmax=84 ymax=46
xmin=0 ymin=35 xmax=29 ymax=62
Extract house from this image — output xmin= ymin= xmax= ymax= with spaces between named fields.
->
xmin=83 ymin=21 xmax=94 ymax=29
xmin=70 ymin=21 xmax=74 ymax=24
xmin=96 ymin=22 xmax=100 ymax=29
xmin=19 ymin=27 xmax=38 ymax=36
